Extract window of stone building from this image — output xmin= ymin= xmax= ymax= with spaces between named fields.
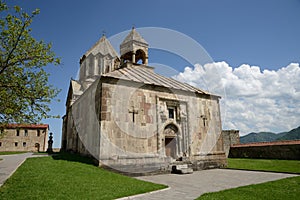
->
xmin=24 ymin=129 xmax=28 ymax=136
xmin=166 ymin=100 xmax=180 ymax=120
xmin=37 ymin=130 xmax=40 ymax=137
xmin=105 ymin=65 xmax=110 ymax=73
xmin=0 ymin=142 xmax=2 ymax=147
xmin=168 ymin=108 xmax=175 ymax=119
xmin=23 ymin=142 xmax=26 ymax=147
xmin=15 ymin=142 xmax=18 ymax=147
xmin=16 ymin=129 xmax=20 ymax=136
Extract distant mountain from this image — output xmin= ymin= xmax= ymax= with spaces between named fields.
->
xmin=240 ymin=132 xmax=278 ymax=143
xmin=276 ymin=126 xmax=300 ymax=141
xmin=240 ymin=126 xmax=300 ymax=144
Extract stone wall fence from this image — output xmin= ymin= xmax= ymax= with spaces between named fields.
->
xmin=229 ymin=140 xmax=300 ymax=160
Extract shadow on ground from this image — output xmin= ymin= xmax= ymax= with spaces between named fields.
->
xmin=49 ymin=152 xmax=97 ymax=166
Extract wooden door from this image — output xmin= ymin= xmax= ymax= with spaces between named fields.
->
xmin=165 ymin=137 xmax=176 ymax=158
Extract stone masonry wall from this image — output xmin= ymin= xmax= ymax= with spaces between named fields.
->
xmin=0 ymin=128 xmax=48 ymax=152
xmin=229 ymin=140 xmax=300 ymax=160
xmin=222 ymin=130 xmax=240 ymax=157
xmin=99 ymin=80 xmax=225 ymax=163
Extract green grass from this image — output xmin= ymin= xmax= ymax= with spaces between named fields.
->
xmin=197 ymin=176 xmax=300 ymax=200
xmin=197 ymin=158 xmax=300 ymax=199
xmin=227 ymin=158 xmax=300 ymax=173
xmin=0 ymin=151 xmax=28 ymax=155
xmin=0 ymin=153 xmax=167 ymax=199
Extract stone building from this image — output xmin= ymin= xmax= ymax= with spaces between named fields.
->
xmin=62 ymin=28 xmax=226 ymax=173
xmin=0 ymin=124 xmax=49 ymax=152
xmin=222 ymin=130 xmax=240 ymax=157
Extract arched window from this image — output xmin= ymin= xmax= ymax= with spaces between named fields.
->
xmin=135 ymin=49 xmax=146 ymax=64
xmin=121 ymin=51 xmax=134 ymax=64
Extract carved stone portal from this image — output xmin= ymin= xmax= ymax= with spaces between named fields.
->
xmin=164 ymin=124 xmax=178 ymax=158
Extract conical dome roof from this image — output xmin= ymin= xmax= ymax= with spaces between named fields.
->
xmin=121 ymin=28 xmax=148 ymax=46
xmin=85 ymin=35 xmax=119 ymax=57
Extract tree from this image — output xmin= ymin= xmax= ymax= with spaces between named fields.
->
xmin=0 ymin=1 xmax=61 ymax=124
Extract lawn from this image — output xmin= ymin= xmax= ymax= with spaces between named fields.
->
xmin=197 ymin=176 xmax=300 ymax=200
xmin=227 ymin=158 xmax=300 ymax=173
xmin=197 ymin=158 xmax=300 ymax=199
xmin=0 ymin=153 xmax=167 ymax=199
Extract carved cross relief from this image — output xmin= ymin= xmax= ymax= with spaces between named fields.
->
xmin=199 ymin=115 xmax=208 ymax=127
xmin=202 ymin=116 xmax=208 ymax=127
xmin=128 ymin=106 xmax=138 ymax=123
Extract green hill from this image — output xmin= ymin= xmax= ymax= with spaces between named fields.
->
xmin=276 ymin=126 xmax=300 ymax=141
xmin=240 ymin=132 xmax=278 ymax=143
xmin=240 ymin=126 xmax=300 ymax=144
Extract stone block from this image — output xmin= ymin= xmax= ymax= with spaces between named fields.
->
xmin=101 ymin=112 xmax=111 ymax=121
xmin=171 ymin=164 xmax=193 ymax=174
xmin=180 ymin=168 xmax=193 ymax=174
xmin=175 ymin=164 xmax=188 ymax=170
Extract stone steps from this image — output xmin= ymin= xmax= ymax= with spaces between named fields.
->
xmin=171 ymin=163 xmax=193 ymax=174
xmin=101 ymin=162 xmax=170 ymax=176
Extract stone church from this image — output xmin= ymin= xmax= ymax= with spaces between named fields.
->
xmin=62 ymin=28 xmax=226 ymax=173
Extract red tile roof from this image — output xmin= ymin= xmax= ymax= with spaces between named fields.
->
xmin=232 ymin=140 xmax=300 ymax=147
xmin=1 ymin=124 xmax=49 ymax=129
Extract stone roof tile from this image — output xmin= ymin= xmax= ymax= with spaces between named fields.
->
xmin=71 ymin=80 xmax=83 ymax=96
xmin=102 ymin=63 xmax=218 ymax=97
xmin=120 ymin=28 xmax=148 ymax=46
xmin=85 ymin=35 xmax=118 ymax=57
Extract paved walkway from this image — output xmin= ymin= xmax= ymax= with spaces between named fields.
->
xmin=0 ymin=153 xmax=43 ymax=187
xmin=122 ymin=169 xmax=297 ymax=200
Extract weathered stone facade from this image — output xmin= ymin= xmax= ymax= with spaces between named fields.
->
xmin=222 ymin=130 xmax=240 ymax=157
xmin=0 ymin=124 xmax=49 ymax=152
xmin=62 ymin=28 xmax=226 ymax=173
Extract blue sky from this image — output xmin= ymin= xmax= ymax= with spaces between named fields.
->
xmin=6 ymin=0 xmax=300 ymax=147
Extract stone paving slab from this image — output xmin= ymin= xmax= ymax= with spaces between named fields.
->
xmin=0 ymin=153 xmax=34 ymax=187
xmin=127 ymin=169 xmax=298 ymax=200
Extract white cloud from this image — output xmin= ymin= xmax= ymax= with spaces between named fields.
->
xmin=174 ymin=62 xmax=300 ymax=135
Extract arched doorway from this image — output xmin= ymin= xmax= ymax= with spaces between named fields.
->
xmin=35 ymin=143 xmax=40 ymax=152
xmin=164 ymin=124 xmax=178 ymax=159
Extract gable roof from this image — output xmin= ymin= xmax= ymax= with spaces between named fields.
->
xmin=102 ymin=63 xmax=218 ymax=97
xmin=85 ymin=35 xmax=118 ymax=57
